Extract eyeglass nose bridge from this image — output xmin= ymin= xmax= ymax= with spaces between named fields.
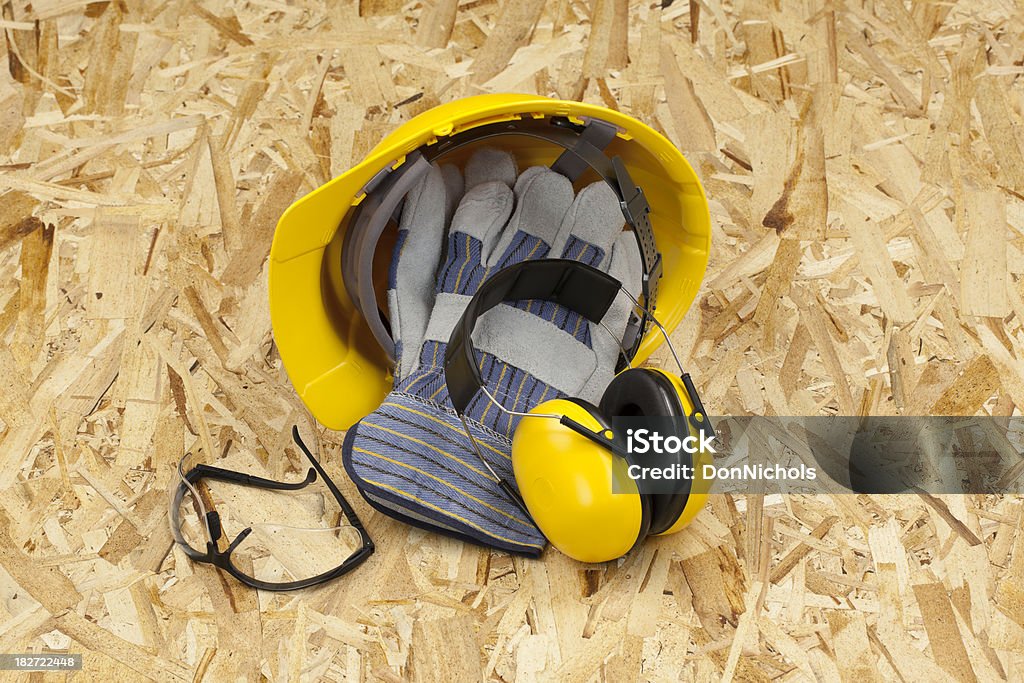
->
xmin=206 ymin=509 xmax=223 ymax=543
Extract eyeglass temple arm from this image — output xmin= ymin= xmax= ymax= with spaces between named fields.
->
xmin=176 ymin=463 xmax=316 ymax=555
xmin=290 ymin=427 xmax=373 ymax=548
xmin=181 ymin=462 xmax=317 ymax=491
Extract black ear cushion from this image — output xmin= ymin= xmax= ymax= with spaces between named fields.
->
xmin=561 ymin=397 xmax=651 ymax=547
xmin=599 ymin=369 xmax=690 ymax=536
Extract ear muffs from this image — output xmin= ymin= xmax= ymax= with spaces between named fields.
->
xmin=511 ymin=398 xmax=651 ymax=563
xmin=599 ymin=368 xmax=691 ymax=535
xmin=443 ymin=259 xmax=713 ymax=562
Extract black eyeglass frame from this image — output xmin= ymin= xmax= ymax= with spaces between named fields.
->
xmin=169 ymin=426 xmax=374 ymax=591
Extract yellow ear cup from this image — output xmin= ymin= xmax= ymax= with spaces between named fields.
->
xmin=512 ymin=398 xmax=644 ymax=563
xmin=647 ymin=369 xmax=712 ymax=536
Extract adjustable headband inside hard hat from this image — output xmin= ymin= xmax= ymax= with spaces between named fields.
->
xmin=339 ymin=115 xmax=664 ymax=367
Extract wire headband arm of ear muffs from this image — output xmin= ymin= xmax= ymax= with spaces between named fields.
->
xmin=170 ymin=427 xmax=374 ymax=592
xmin=443 ymin=259 xmax=713 ymax=517
xmin=341 ymin=115 xmax=662 ymax=364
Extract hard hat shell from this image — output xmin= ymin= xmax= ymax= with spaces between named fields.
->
xmin=269 ymin=94 xmax=711 ymax=430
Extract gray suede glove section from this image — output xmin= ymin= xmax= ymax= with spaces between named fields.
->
xmin=389 ymin=147 xmax=643 ymax=402
xmin=390 ymin=150 xmax=518 ymax=380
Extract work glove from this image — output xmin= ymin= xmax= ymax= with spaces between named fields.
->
xmin=342 ymin=148 xmax=642 ymax=555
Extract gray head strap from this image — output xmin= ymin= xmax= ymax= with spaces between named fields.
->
xmin=341 ymin=152 xmax=432 ymax=360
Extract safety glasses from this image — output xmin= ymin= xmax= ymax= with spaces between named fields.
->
xmin=169 ymin=427 xmax=373 ymax=591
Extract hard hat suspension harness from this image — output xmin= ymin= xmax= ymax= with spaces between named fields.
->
xmin=341 ymin=115 xmax=662 ymax=368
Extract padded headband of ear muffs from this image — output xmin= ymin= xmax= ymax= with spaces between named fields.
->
xmin=599 ymin=368 xmax=690 ymax=535
xmin=446 ymin=259 xmax=622 ymax=414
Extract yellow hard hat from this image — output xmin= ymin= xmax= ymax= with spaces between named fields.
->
xmin=269 ymin=94 xmax=711 ymax=430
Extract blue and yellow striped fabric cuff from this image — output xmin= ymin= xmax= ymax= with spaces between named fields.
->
xmin=343 ymin=392 xmax=547 ymax=555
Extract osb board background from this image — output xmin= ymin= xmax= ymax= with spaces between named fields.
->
xmin=1 ymin=0 xmax=1024 ymax=680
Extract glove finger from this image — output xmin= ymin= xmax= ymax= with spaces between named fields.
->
xmin=464 ymin=147 xmax=516 ymax=191
xmin=391 ymin=162 xmax=462 ymax=380
xmin=524 ymin=181 xmax=623 ymax=341
xmin=487 ymin=167 xmax=574 ymax=268
xmin=551 ymin=180 xmax=624 ymax=267
xmin=431 ymin=147 xmax=517 ymax=288
xmin=422 ymin=150 xmax=517 ymax=352
xmin=439 ymin=163 xmax=464 ymax=225
xmin=437 ymin=181 xmax=514 ymax=294
xmin=577 ymin=231 xmax=643 ymax=403
xmin=399 ymin=162 xmax=461 ymax=236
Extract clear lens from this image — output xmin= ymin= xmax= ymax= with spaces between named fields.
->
xmin=173 ymin=452 xmax=211 ymax=554
xmin=230 ymin=522 xmax=362 ymax=584
xmin=174 ymin=449 xmax=362 ymax=585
